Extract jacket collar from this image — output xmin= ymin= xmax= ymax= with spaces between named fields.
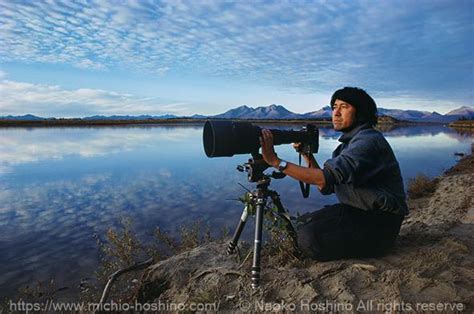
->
xmin=338 ymin=122 xmax=372 ymax=143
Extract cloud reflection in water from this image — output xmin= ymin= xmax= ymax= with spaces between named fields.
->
xmin=0 ymin=124 xmax=471 ymax=299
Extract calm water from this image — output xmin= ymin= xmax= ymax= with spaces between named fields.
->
xmin=0 ymin=124 xmax=472 ymax=298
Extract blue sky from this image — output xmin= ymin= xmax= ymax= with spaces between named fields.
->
xmin=0 ymin=0 xmax=473 ymax=117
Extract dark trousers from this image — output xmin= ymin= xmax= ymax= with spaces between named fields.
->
xmin=297 ymin=204 xmax=404 ymax=261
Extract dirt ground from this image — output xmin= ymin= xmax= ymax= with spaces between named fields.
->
xmin=137 ymin=155 xmax=473 ymax=312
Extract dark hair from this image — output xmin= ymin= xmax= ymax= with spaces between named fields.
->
xmin=330 ymin=87 xmax=378 ymax=126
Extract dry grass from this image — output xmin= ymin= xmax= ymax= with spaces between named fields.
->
xmin=445 ymin=153 xmax=474 ymax=176
xmin=407 ymin=174 xmax=438 ymax=199
xmin=8 ymin=213 xmax=297 ymax=306
xmin=89 ymin=218 xmax=235 ymax=303
xmin=93 ymin=216 xmax=297 ymax=302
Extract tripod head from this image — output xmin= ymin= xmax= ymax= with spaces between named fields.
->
xmin=236 ymin=153 xmax=286 ymax=184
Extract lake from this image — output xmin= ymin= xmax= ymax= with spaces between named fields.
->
xmin=0 ymin=123 xmax=472 ymax=299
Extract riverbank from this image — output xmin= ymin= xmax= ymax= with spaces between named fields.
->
xmin=134 ymin=154 xmax=473 ymax=311
xmin=0 ymin=116 xmax=424 ymax=127
xmin=449 ymin=119 xmax=474 ymax=129
xmin=0 ymin=118 xmax=333 ymax=127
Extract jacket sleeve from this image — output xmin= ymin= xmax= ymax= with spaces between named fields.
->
xmin=322 ymin=132 xmax=384 ymax=190
xmin=319 ymin=168 xmax=335 ymax=195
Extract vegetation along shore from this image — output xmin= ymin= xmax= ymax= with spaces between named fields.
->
xmin=134 ymin=154 xmax=474 ymax=311
xmin=8 ymin=152 xmax=471 ymax=311
xmin=0 ymin=115 xmax=465 ymax=128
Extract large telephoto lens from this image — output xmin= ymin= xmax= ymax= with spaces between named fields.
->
xmin=203 ymin=120 xmax=260 ymax=157
xmin=203 ymin=120 xmax=318 ymax=158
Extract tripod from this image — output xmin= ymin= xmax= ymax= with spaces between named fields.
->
xmin=227 ymin=154 xmax=298 ymax=289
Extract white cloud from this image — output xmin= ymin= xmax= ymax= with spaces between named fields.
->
xmin=159 ymin=169 xmax=172 ymax=178
xmin=0 ymin=79 xmax=189 ymax=117
xmin=377 ymin=96 xmax=464 ymax=115
xmin=0 ymin=0 xmax=472 ymax=110
xmin=75 ymin=59 xmax=106 ymax=70
xmin=0 ymin=2 xmax=455 ymax=76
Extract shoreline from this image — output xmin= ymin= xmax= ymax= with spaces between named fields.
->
xmin=2 ymin=152 xmax=472 ymax=309
xmin=449 ymin=120 xmax=474 ymax=129
xmin=0 ymin=118 xmax=449 ymax=128
xmin=133 ymin=153 xmax=473 ymax=311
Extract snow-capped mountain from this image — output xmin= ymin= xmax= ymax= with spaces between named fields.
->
xmin=213 ymin=104 xmax=300 ymax=119
xmin=445 ymin=106 xmax=474 ymax=119
xmin=211 ymin=105 xmax=473 ymax=122
xmin=2 ymin=106 xmax=472 ymax=122
xmin=301 ymin=106 xmax=332 ymax=119
xmin=377 ymin=108 xmax=447 ymax=122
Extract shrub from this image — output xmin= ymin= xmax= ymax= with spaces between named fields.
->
xmin=407 ymin=174 xmax=437 ymax=199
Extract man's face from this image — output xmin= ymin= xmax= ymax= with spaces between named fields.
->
xmin=332 ymin=99 xmax=357 ymax=131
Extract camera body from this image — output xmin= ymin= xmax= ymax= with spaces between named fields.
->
xmin=203 ymin=120 xmax=319 ymax=158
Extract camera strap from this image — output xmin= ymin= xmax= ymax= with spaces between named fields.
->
xmin=298 ymin=153 xmax=310 ymax=198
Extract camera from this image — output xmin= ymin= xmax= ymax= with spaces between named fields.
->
xmin=202 ymin=119 xmax=317 ymax=288
xmin=203 ymin=120 xmax=318 ymax=158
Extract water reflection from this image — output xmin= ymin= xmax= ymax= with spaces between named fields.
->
xmin=0 ymin=126 xmax=201 ymax=174
xmin=0 ymin=124 xmax=471 ymax=299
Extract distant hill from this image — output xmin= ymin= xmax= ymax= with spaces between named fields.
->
xmin=377 ymin=108 xmax=447 ymax=122
xmin=1 ymin=114 xmax=46 ymax=120
xmin=377 ymin=115 xmax=401 ymax=124
xmin=0 ymin=114 xmax=177 ymax=121
xmin=444 ymin=106 xmax=474 ymax=120
xmin=1 ymin=105 xmax=472 ymax=123
xmin=213 ymin=104 xmax=299 ymax=119
xmin=189 ymin=114 xmax=209 ymax=119
xmin=82 ymin=114 xmax=177 ymax=120
xmin=301 ymin=106 xmax=332 ymax=119
xmin=209 ymin=105 xmax=473 ymax=123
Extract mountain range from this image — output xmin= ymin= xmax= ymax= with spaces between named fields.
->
xmin=209 ymin=104 xmax=474 ymax=122
xmin=2 ymin=105 xmax=473 ymax=123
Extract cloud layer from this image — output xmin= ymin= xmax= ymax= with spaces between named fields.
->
xmin=0 ymin=0 xmax=472 ymax=113
xmin=0 ymin=79 xmax=191 ymax=116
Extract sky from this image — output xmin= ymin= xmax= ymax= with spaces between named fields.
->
xmin=0 ymin=0 xmax=473 ymax=118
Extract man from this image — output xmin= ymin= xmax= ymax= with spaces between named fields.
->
xmin=260 ymin=87 xmax=408 ymax=261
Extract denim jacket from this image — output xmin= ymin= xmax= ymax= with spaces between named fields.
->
xmin=321 ymin=123 xmax=408 ymax=215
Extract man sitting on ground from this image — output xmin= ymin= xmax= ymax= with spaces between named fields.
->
xmin=260 ymin=87 xmax=408 ymax=260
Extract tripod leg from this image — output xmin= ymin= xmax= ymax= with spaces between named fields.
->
xmin=227 ymin=205 xmax=249 ymax=255
xmin=251 ymin=198 xmax=265 ymax=289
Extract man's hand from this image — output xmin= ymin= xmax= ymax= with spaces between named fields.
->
xmin=293 ymin=142 xmax=303 ymax=153
xmin=259 ymin=129 xmax=280 ymax=168
xmin=261 ymin=130 xmax=326 ymax=188
xmin=293 ymin=142 xmax=317 ymax=168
